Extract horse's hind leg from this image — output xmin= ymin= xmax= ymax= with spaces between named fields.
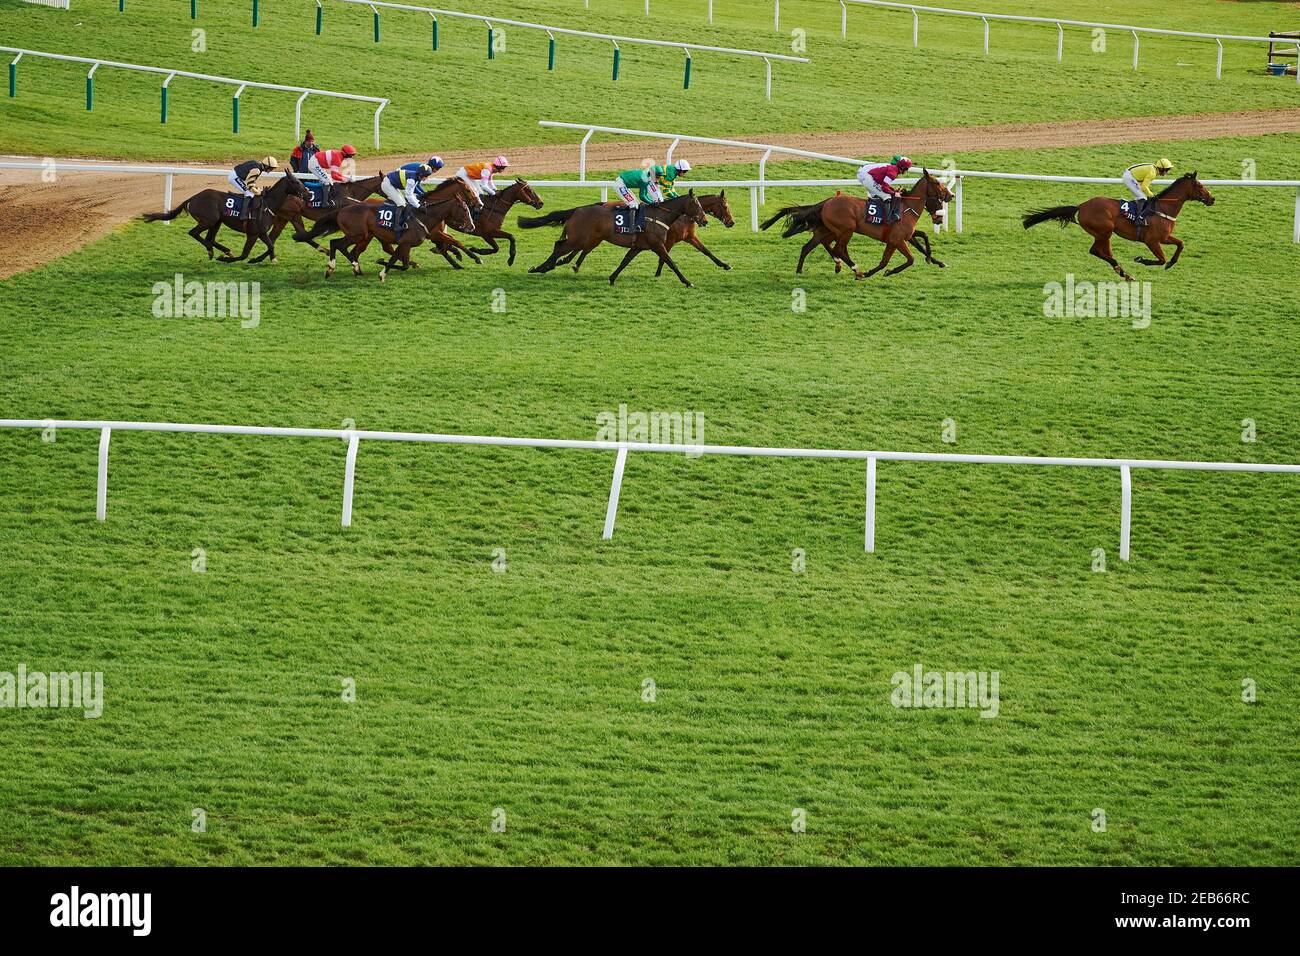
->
xmin=1086 ymin=231 xmax=1133 ymax=281
xmin=220 ymin=231 xmax=258 ymax=263
xmin=608 ymin=247 xmax=642 ymax=285
xmin=206 ymin=224 xmax=233 ymax=257
xmin=571 ymin=245 xmax=597 ymax=274
xmin=531 ymin=238 xmax=572 ymax=274
xmin=796 ymin=235 xmax=820 ymax=274
xmin=190 ymin=223 xmax=216 ymax=259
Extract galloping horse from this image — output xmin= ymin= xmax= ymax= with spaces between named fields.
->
xmin=443 ymin=180 xmax=544 ymax=266
xmin=267 ymin=172 xmax=385 ymax=251
xmin=522 ymin=191 xmax=709 ymax=287
xmin=761 ymin=169 xmax=953 ymax=279
xmin=1022 ymin=172 xmax=1215 ymax=280
xmin=141 ymin=169 xmax=312 ymax=264
xmin=295 ymin=177 xmax=483 ymax=251
xmin=551 ymin=192 xmax=736 ymax=277
xmin=326 ymin=195 xmax=475 ymax=281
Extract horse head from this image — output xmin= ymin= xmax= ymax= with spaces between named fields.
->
xmin=703 ymin=190 xmax=735 ymax=228
xmin=513 ymin=180 xmax=545 ymax=210
xmin=682 ymin=189 xmax=707 ymax=227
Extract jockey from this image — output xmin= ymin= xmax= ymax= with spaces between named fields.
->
xmin=228 ymin=156 xmax=278 ymax=219
xmin=650 ymin=159 xmax=691 ymax=199
xmin=856 ymin=155 xmax=912 ymax=223
xmin=399 ymin=156 xmax=445 ymax=200
xmin=290 ymin=129 xmax=318 ymax=173
xmin=382 ymin=164 xmax=432 ymax=231
xmin=307 ymin=144 xmax=357 ymax=206
xmin=1122 ymin=157 xmax=1173 ymax=221
xmin=614 ymin=165 xmax=659 ymax=207
xmin=456 ymin=156 xmax=509 ymax=200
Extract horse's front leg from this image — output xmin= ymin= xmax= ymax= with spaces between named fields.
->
xmin=220 ymin=228 xmax=259 ymax=263
xmin=686 ymin=233 xmax=730 ymax=270
xmin=910 ymin=232 xmax=944 ymax=268
xmin=858 ymin=243 xmax=895 ymax=280
xmin=883 ymin=242 xmax=916 ymax=276
xmin=468 ymin=233 xmax=501 ymax=258
xmin=646 ymin=238 xmax=692 ymax=288
xmin=1162 ymin=234 xmax=1184 ymax=269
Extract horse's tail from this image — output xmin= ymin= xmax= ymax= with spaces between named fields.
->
xmin=1022 ymin=205 xmax=1079 ymax=229
xmin=294 ymin=215 xmax=337 ymax=243
xmin=141 ymin=198 xmax=189 ymax=223
xmin=761 ymin=203 xmax=824 ymax=237
xmin=518 ymin=207 xmax=579 ymax=229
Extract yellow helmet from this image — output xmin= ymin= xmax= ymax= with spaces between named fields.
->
xmin=1155 ymin=157 xmax=1173 ymax=172
xmin=262 ymin=155 xmax=278 ymax=169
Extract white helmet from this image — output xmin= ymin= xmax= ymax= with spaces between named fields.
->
xmin=675 ymin=159 xmax=692 ymax=173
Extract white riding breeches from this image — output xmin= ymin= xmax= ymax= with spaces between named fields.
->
xmin=614 ymin=180 xmax=639 ymax=207
xmin=380 ymin=179 xmax=409 ymax=206
xmin=1122 ymin=170 xmax=1146 ymax=201
xmin=227 ymin=171 xmax=254 ymax=197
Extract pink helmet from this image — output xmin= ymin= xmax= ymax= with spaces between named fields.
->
xmin=494 ymin=155 xmax=510 ymax=169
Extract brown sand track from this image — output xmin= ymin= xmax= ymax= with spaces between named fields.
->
xmin=3 ymin=107 xmax=1298 ymax=279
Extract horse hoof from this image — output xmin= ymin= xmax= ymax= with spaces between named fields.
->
xmin=270 ymin=258 xmax=279 ymax=265
xmin=378 ymin=271 xmax=386 ymax=283
xmin=722 ymin=264 xmax=732 ymax=271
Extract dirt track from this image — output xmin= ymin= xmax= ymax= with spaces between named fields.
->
xmin=3 ymin=107 xmax=1298 ymax=279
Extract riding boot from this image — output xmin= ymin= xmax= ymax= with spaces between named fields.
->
xmin=398 ymin=205 xmax=410 ymax=233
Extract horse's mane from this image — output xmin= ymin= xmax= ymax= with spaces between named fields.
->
xmin=1155 ymin=172 xmax=1196 ymax=198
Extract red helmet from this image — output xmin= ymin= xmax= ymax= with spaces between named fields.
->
xmin=341 ymin=144 xmax=357 ymax=158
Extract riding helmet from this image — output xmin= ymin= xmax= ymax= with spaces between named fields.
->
xmin=428 ymin=156 xmax=445 ymax=170
xmin=341 ymin=144 xmax=358 ymax=157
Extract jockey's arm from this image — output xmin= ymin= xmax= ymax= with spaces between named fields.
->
xmin=479 ymin=168 xmax=498 ymax=196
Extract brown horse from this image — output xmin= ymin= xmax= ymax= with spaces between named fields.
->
xmin=443 ymin=179 xmax=544 ymax=266
xmin=325 ymin=195 xmax=474 ymax=281
xmin=141 ymin=169 xmax=312 ymax=264
xmin=1022 ymin=172 xmax=1215 ymax=280
xmin=761 ymin=169 xmax=953 ymax=279
xmin=552 ymin=192 xmax=736 ymax=277
xmin=267 ymin=172 xmax=385 ymax=251
xmin=522 ymin=191 xmax=709 ymax=287
xmin=295 ymin=177 xmax=483 ymax=251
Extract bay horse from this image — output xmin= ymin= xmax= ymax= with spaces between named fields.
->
xmin=552 ymin=192 xmax=736 ymax=277
xmin=522 ymin=191 xmax=709 ymax=287
xmin=295 ymin=177 xmax=483 ymax=251
xmin=325 ymin=195 xmax=475 ymax=281
xmin=141 ymin=169 xmax=312 ymax=264
xmin=267 ymin=172 xmax=385 ymax=251
xmin=443 ymin=180 xmax=544 ymax=266
xmin=760 ymin=169 xmax=953 ymax=279
xmin=1022 ymin=172 xmax=1214 ymax=280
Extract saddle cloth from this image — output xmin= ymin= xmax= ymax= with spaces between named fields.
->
xmin=612 ymin=205 xmax=647 ymax=234
xmin=220 ymin=193 xmax=253 ymax=220
xmin=374 ymin=202 xmax=408 ymax=236
xmin=1119 ymin=199 xmax=1147 ymax=224
xmin=304 ymin=182 xmax=330 ymax=209
xmin=864 ymin=197 xmax=900 ymax=226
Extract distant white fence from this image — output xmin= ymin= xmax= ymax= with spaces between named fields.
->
xmin=540 ymin=120 xmax=1300 ymax=241
xmin=0 ymin=45 xmax=389 ymax=145
xmin=21 ymin=0 xmax=71 ymax=8
xmin=3 ymin=419 xmax=1299 ymax=562
xmin=325 ymin=0 xmax=808 ymax=99
xmin=840 ymin=0 xmax=1300 ymax=83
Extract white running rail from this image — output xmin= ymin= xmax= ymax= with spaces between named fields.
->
xmin=0 ymin=45 xmax=390 ymax=146
xmin=3 ymin=419 xmax=1299 ymax=561
xmin=839 ymin=0 xmax=1300 ymax=83
xmin=328 ymin=0 xmax=808 ymax=99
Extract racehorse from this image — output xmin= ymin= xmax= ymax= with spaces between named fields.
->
xmin=1022 ymin=172 xmax=1214 ymax=280
xmin=325 ymin=195 xmax=475 ymax=281
xmin=295 ymin=177 xmax=483 ymax=251
xmin=552 ymin=192 xmax=736 ymax=277
xmin=266 ymin=172 xmax=385 ymax=251
xmin=521 ymin=191 xmax=709 ymax=287
xmin=760 ymin=169 xmax=953 ymax=279
xmin=442 ymin=180 xmax=544 ymax=266
xmin=141 ymin=168 xmax=312 ymax=264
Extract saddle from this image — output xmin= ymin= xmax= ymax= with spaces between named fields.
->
xmin=612 ymin=205 xmax=648 ymax=235
xmin=865 ymin=196 xmax=901 ymax=226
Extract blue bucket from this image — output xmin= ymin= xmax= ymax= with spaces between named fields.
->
xmin=1266 ymin=62 xmax=1288 ymax=76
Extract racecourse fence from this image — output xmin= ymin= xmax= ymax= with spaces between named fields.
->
xmin=321 ymin=0 xmax=808 ymax=99
xmin=540 ymin=120 xmax=1300 ymax=242
xmin=21 ymin=0 xmax=71 ymax=8
xmin=839 ymin=0 xmax=1300 ymax=83
xmin=1 ymin=45 xmax=390 ymax=145
xmin=3 ymin=419 xmax=1298 ymax=562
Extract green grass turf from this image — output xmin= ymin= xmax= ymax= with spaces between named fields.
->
xmin=2 ymin=0 xmax=1299 ymax=159
xmin=1 ymin=133 xmax=1298 ymax=864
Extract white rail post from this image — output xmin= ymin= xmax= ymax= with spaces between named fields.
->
xmin=955 ymin=175 xmax=964 ymax=233
xmin=1132 ymin=30 xmax=1140 ymax=70
xmin=666 ymin=136 xmax=680 ymax=164
xmin=913 ymin=10 xmax=919 ymax=47
xmin=759 ymin=147 xmax=772 ymax=205
xmin=840 ymin=1 xmax=847 ymax=39
xmin=294 ymin=90 xmax=309 ymax=141
xmin=982 ymin=17 xmax=989 ymax=54
xmin=163 ymin=173 xmax=173 ymax=220
xmin=341 ymin=432 xmax=359 ymax=527
xmin=601 ymin=187 xmax=609 ymax=202
xmin=774 ymin=0 xmax=779 ymax=31
xmin=579 ymin=127 xmax=594 ymax=181
xmin=644 ymin=0 xmax=649 ymax=16
xmin=1119 ymin=465 xmax=1132 ymax=561
xmin=602 ymin=443 xmax=628 ymax=540
xmin=1215 ymin=38 xmax=1223 ymax=80
xmin=864 ymin=457 xmax=877 ymax=553
xmin=750 ymin=186 xmax=759 ymax=231
xmin=708 ymin=0 xmax=713 ymax=25
xmin=96 ymin=426 xmax=111 ymax=521
xmin=372 ymin=99 xmax=386 ymax=149
xmin=1056 ymin=22 xmax=1063 ymax=61
xmin=1293 ymin=187 xmax=1300 ymax=244
xmin=764 ymin=57 xmax=772 ymax=100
